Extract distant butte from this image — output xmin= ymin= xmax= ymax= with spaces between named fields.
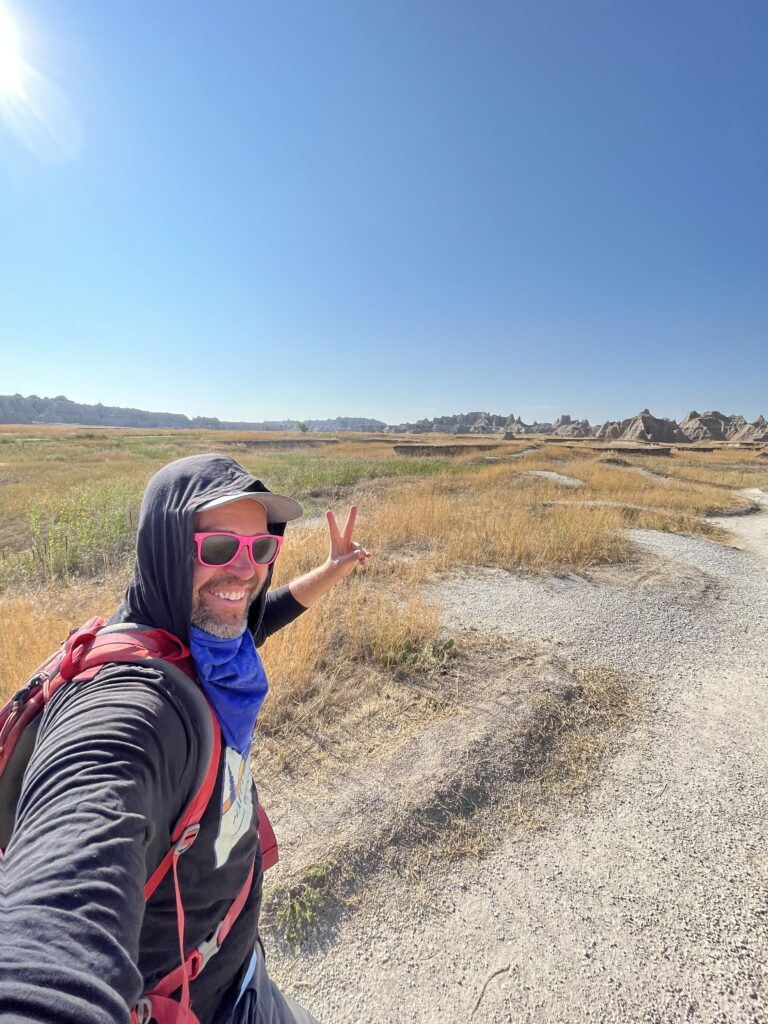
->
xmin=0 ymin=395 xmax=766 ymax=442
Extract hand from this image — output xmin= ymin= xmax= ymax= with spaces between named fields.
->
xmin=325 ymin=506 xmax=371 ymax=580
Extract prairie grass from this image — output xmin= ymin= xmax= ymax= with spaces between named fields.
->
xmin=0 ymin=435 xmax=461 ymax=567
xmin=1 ymin=426 xmax=764 ymax=719
xmin=0 ymin=577 xmax=125 ymax=703
xmin=257 ymin=576 xmax=443 ymax=734
xmin=662 ymin=454 xmax=768 ymax=490
xmin=0 ymin=445 xmax=165 ymax=557
xmin=568 ymin=460 xmax=750 ymax=514
xmin=235 ymin=450 xmax=457 ymax=504
xmin=366 ymin=470 xmax=631 ymax=575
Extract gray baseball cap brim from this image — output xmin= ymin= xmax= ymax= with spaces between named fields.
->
xmin=199 ymin=490 xmax=304 ymax=522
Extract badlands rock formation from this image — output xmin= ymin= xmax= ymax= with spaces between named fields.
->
xmin=2 ymin=394 xmax=766 ymax=442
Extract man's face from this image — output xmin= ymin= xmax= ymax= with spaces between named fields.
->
xmin=191 ymin=497 xmax=271 ymax=639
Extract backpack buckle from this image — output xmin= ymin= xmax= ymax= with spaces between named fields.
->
xmin=174 ymin=823 xmax=200 ymax=855
xmin=132 ymin=997 xmax=153 ymax=1024
xmin=188 ymin=927 xmax=224 ymax=979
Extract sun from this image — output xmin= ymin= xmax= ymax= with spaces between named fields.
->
xmin=0 ymin=4 xmax=25 ymax=100
xmin=0 ymin=3 xmax=81 ymax=161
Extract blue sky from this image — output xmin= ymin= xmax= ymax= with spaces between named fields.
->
xmin=0 ymin=1 xmax=766 ymax=425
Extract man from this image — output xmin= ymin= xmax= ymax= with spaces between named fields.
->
xmin=1 ymin=453 xmax=368 ymax=1024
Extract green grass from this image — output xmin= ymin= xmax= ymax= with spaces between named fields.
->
xmin=241 ymin=452 xmax=462 ymax=498
xmin=1 ymin=479 xmax=141 ymax=586
xmin=0 ymin=433 xmax=470 ymax=586
xmin=268 ymin=862 xmax=329 ymax=949
xmin=2 ymin=428 xmax=764 ymax=591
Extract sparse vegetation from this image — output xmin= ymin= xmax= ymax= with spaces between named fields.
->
xmin=264 ymin=862 xmax=329 ymax=949
xmin=2 ymin=425 xmax=764 ymax=978
xmin=0 ymin=427 xmax=763 ymax=717
xmin=256 ymin=647 xmax=640 ymax=943
xmin=393 ymin=660 xmax=639 ymax=871
xmin=22 ymin=480 xmax=139 ymax=582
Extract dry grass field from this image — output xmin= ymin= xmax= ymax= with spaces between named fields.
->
xmin=1 ymin=426 xmax=766 ymax=724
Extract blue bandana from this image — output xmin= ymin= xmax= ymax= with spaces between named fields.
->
xmin=189 ymin=626 xmax=269 ymax=757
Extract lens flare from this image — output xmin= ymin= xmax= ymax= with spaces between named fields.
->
xmin=0 ymin=3 xmax=82 ymax=161
xmin=0 ymin=4 xmax=24 ymax=98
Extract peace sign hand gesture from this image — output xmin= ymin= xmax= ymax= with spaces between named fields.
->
xmin=325 ymin=506 xmax=371 ymax=580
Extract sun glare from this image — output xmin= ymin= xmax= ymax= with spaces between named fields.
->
xmin=0 ymin=4 xmax=25 ymax=99
xmin=0 ymin=3 xmax=82 ymax=160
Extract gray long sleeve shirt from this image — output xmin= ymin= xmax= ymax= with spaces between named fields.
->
xmin=0 ymin=586 xmax=304 ymax=1024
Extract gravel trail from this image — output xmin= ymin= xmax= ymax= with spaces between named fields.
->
xmin=523 ymin=470 xmax=584 ymax=487
xmin=270 ymin=495 xmax=768 ymax=1023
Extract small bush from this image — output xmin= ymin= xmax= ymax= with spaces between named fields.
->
xmin=20 ymin=480 xmax=140 ymax=583
xmin=273 ymin=862 xmax=328 ymax=948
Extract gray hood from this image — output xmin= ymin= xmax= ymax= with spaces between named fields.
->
xmin=113 ymin=454 xmax=289 ymax=643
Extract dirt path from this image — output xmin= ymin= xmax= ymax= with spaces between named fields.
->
xmin=267 ymin=495 xmax=768 ymax=1023
xmin=713 ymin=488 xmax=768 ymax=553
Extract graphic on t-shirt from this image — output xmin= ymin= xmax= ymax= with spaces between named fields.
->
xmin=214 ymin=745 xmax=254 ymax=868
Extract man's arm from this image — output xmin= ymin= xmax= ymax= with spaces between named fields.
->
xmin=252 ymin=584 xmax=306 ymax=647
xmin=254 ymin=507 xmax=369 ymax=646
xmin=0 ymin=664 xmax=199 ymax=1024
xmin=288 ymin=506 xmax=370 ymax=609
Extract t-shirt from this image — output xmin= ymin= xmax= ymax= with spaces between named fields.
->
xmin=0 ymin=586 xmax=304 ymax=1024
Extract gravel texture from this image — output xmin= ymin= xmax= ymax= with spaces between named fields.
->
xmin=269 ymin=493 xmax=768 ymax=1023
xmin=523 ymin=470 xmax=584 ymax=487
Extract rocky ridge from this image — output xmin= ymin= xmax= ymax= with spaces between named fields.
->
xmin=1 ymin=395 xmax=767 ymax=442
xmin=386 ymin=408 xmax=768 ymax=443
xmin=0 ymin=394 xmax=385 ymax=434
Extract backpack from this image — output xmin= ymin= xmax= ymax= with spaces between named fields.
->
xmin=0 ymin=616 xmax=278 ymax=1024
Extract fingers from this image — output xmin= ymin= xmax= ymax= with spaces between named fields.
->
xmin=342 ymin=506 xmax=357 ymax=541
xmin=351 ymin=541 xmax=370 ymax=562
xmin=328 ymin=507 xmax=369 ymax=568
xmin=326 ymin=509 xmax=341 ymax=544
xmin=338 ymin=547 xmax=371 ymax=569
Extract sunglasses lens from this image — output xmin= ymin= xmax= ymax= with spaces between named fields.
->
xmin=250 ymin=536 xmax=279 ymax=564
xmin=200 ymin=534 xmax=240 ymax=566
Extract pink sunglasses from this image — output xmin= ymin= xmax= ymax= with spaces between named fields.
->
xmin=193 ymin=531 xmax=283 ymax=568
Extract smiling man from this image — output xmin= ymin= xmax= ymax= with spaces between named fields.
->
xmin=2 ymin=453 xmax=369 ymax=1024
xmin=191 ymin=499 xmax=277 ymax=638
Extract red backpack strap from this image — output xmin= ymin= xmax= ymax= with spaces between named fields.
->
xmin=147 ymin=863 xmax=255 ymax=1003
xmin=0 ymin=689 xmax=46 ymax=775
xmin=135 ymin=663 xmax=275 ymax=1020
xmin=258 ymin=803 xmax=279 ymax=871
xmin=131 ymin=994 xmax=203 ymax=1024
xmin=143 ymin=693 xmax=222 ymax=901
xmin=57 ymin=625 xmax=195 ymax=688
xmin=135 ymin=665 xmax=222 ymax=1024
xmin=0 ymin=617 xmax=107 ymax=774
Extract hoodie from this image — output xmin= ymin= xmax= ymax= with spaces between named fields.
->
xmin=113 ymin=452 xmax=302 ymax=644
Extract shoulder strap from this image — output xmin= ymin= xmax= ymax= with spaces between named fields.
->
xmin=139 ymin=660 xmax=223 ymax=1024
xmin=140 ymin=657 xmax=222 ymax=899
xmin=0 ymin=625 xmax=209 ymax=852
xmin=54 ymin=623 xmax=195 ymax=691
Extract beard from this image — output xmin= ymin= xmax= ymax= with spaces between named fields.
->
xmin=190 ymin=577 xmax=264 ymax=639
